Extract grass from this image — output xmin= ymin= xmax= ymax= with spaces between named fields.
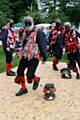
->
xmin=48 ymin=53 xmax=67 ymax=62
xmin=0 ymin=47 xmax=6 ymax=73
xmin=0 ymin=47 xmax=67 ymax=73
xmin=0 ymin=47 xmax=19 ymax=73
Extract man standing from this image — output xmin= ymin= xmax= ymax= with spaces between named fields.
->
xmin=2 ymin=19 xmax=16 ymax=76
xmin=49 ymin=18 xmax=65 ymax=70
xmin=64 ymin=22 xmax=80 ymax=79
xmin=14 ymin=16 xmax=48 ymax=96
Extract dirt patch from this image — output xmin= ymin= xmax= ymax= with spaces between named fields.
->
xmin=0 ymin=62 xmax=80 ymax=120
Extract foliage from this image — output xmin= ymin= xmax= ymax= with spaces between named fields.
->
xmin=9 ymin=0 xmax=38 ymax=22
xmin=40 ymin=0 xmax=80 ymax=25
xmin=20 ymin=10 xmax=44 ymax=24
xmin=0 ymin=0 xmax=80 ymax=27
xmin=47 ymin=10 xmax=58 ymax=23
xmin=66 ymin=4 xmax=80 ymax=26
xmin=0 ymin=12 xmax=6 ymax=26
xmin=0 ymin=0 xmax=12 ymax=26
xmin=58 ymin=12 xmax=69 ymax=23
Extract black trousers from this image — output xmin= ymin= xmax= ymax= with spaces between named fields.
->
xmin=67 ymin=51 xmax=80 ymax=68
xmin=4 ymin=48 xmax=12 ymax=64
xmin=17 ymin=57 xmax=39 ymax=80
xmin=52 ymin=44 xmax=63 ymax=60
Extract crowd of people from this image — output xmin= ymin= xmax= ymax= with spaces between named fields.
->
xmin=1 ymin=16 xmax=80 ymax=97
xmin=49 ymin=19 xmax=80 ymax=80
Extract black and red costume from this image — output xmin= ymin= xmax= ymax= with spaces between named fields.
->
xmin=64 ymin=29 xmax=80 ymax=79
xmin=49 ymin=25 xmax=65 ymax=70
xmin=15 ymin=28 xmax=48 ymax=96
xmin=2 ymin=25 xmax=16 ymax=76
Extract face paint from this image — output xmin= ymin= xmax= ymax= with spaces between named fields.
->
xmin=10 ymin=22 xmax=14 ymax=28
xmin=65 ymin=26 xmax=71 ymax=32
xmin=25 ymin=22 xmax=34 ymax=31
xmin=24 ymin=16 xmax=34 ymax=31
xmin=25 ymin=21 xmax=32 ymax=26
xmin=56 ymin=22 xmax=61 ymax=28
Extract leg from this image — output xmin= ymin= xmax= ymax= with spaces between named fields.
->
xmin=67 ymin=53 xmax=74 ymax=69
xmin=68 ymin=53 xmax=80 ymax=79
xmin=76 ymin=50 xmax=80 ymax=70
xmin=52 ymin=45 xmax=58 ymax=70
xmin=75 ymin=51 xmax=80 ymax=79
xmin=15 ymin=57 xmax=28 ymax=96
xmin=53 ymin=46 xmax=63 ymax=71
xmin=17 ymin=57 xmax=28 ymax=76
xmin=27 ymin=58 xmax=40 ymax=90
xmin=4 ymin=48 xmax=16 ymax=76
xmin=49 ymin=44 xmax=53 ymax=57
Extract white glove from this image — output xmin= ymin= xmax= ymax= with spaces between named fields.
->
xmin=58 ymin=31 xmax=61 ymax=34
xmin=6 ymin=47 xmax=10 ymax=52
xmin=16 ymin=51 xmax=22 ymax=60
xmin=10 ymin=44 xmax=14 ymax=49
xmin=63 ymin=48 xmax=65 ymax=54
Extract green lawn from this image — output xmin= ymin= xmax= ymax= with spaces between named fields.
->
xmin=0 ymin=47 xmax=19 ymax=73
xmin=0 ymin=47 xmax=67 ymax=73
xmin=48 ymin=53 xmax=67 ymax=62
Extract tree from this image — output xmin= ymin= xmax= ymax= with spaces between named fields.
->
xmin=59 ymin=0 xmax=70 ymax=12
xmin=20 ymin=10 xmax=43 ymax=24
xmin=57 ymin=0 xmax=80 ymax=25
xmin=0 ymin=12 xmax=6 ymax=26
xmin=66 ymin=4 xmax=80 ymax=26
xmin=38 ymin=0 xmax=58 ymax=13
xmin=9 ymin=0 xmax=38 ymax=22
xmin=0 ymin=0 xmax=12 ymax=26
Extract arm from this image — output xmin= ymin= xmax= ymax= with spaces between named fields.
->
xmin=76 ymin=30 xmax=80 ymax=38
xmin=2 ymin=29 xmax=8 ymax=48
xmin=49 ymin=32 xmax=52 ymax=45
xmin=36 ymin=29 xmax=48 ymax=61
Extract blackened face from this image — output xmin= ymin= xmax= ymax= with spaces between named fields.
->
xmin=65 ymin=26 xmax=71 ymax=32
xmin=25 ymin=21 xmax=32 ymax=27
xmin=9 ymin=22 xmax=14 ymax=28
xmin=25 ymin=20 xmax=34 ymax=31
xmin=56 ymin=22 xmax=61 ymax=28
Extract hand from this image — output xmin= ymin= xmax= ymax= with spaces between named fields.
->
xmin=16 ymin=51 xmax=22 ymax=60
xmin=58 ymin=31 xmax=61 ymax=34
xmin=10 ymin=44 xmax=14 ymax=49
xmin=42 ymin=61 xmax=46 ymax=64
xmin=6 ymin=47 xmax=10 ymax=52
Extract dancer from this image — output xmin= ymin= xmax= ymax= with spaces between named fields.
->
xmin=15 ymin=16 xmax=48 ymax=96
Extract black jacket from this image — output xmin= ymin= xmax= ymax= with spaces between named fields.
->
xmin=2 ymin=29 xmax=8 ymax=48
xmin=36 ymin=29 xmax=48 ymax=61
xmin=22 ymin=29 xmax=48 ymax=61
